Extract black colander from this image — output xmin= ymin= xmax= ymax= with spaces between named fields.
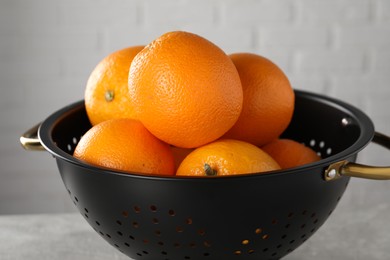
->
xmin=21 ymin=90 xmax=390 ymax=260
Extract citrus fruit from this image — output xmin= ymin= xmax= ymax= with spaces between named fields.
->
xmin=262 ymin=139 xmax=321 ymax=169
xmin=128 ymin=31 xmax=243 ymax=148
xmin=223 ymin=53 xmax=295 ymax=146
xmin=85 ymin=45 xmax=144 ymax=126
xmin=73 ymin=118 xmax=175 ymax=175
xmin=176 ymin=139 xmax=280 ymax=176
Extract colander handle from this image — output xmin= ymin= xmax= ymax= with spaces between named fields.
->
xmin=20 ymin=123 xmax=45 ymax=151
xmin=325 ymin=132 xmax=390 ymax=181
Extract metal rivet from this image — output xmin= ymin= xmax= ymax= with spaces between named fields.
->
xmin=341 ymin=117 xmax=352 ymax=127
xmin=327 ymin=169 xmax=337 ymax=179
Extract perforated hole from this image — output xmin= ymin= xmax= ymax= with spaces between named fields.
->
xmin=198 ymin=228 xmax=206 ymax=236
xmin=204 ymin=241 xmax=211 ymax=247
xmin=306 ymin=138 xmax=334 ymax=158
xmin=176 ymin=226 xmax=184 ymax=233
xmin=242 ymin=239 xmax=249 ymax=245
xmin=168 ymin=209 xmax=176 ymax=216
xmin=134 ymin=206 xmax=141 ymax=213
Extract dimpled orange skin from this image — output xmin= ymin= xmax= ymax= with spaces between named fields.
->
xmin=73 ymin=119 xmax=175 ymax=176
xmin=85 ymin=46 xmax=144 ymax=126
xmin=262 ymin=139 xmax=321 ymax=169
xmin=176 ymin=139 xmax=280 ymax=176
xmin=128 ymin=31 xmax=243 ymax=148
xmin=223 ymin=53 xmax=295 ymax=147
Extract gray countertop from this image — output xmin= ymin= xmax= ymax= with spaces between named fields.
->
xmin=1 ymin=178 xmax=390 ymax=260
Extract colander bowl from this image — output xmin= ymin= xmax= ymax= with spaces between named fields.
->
xmin=21 ymin=90 xmax=390 ymax=260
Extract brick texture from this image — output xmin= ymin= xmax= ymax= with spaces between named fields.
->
xmin=1 ymin=0 xmax=389 ymax=214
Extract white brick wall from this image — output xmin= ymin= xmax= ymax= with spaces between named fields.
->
xmin=1 ymin=0 xmax=389 ymax=214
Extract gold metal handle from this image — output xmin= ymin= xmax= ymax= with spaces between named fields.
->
xmin=20 ymin=123 xmax=45 ymax=151
xmin=325 ymin=132 xmax=390 ymax=181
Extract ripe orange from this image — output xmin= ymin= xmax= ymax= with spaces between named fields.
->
xmin=176 ymin=139 xmax=280 ymax=176
xmin=128 ymin=31 xmax=243 ymax=148
xmin=223 ymin=53 xmax=295 ymax=146
xmin=73 ymin=118 xmax=175 ymax=176
xmin=85 ymin=46 xmax=144 ymax=126
xmin=262 ymin=139 xmax=321 ymax=169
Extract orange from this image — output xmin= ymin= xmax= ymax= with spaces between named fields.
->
xmin=176 ymin=139 xmax=280 ymax=176
xmin=85 ymin=46 xmax=144 ymax=126
xmin=128 ymin=31 xmax=243 ymax=148
xmin=223 ymin=53 xmax=295 ymax=147
xmin=73 ymin=118 xmax=175 ymax=176
xmin=262 ymin=139 xmax=321 ymax=169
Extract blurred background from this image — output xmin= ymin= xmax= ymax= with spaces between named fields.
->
xmin=1 ymin=0 xmax=389 ymax=219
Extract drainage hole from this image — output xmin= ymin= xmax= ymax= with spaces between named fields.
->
xmin=134 ymin=206 xmax=141 ymax=213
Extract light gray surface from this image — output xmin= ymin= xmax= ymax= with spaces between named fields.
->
xmin=1 ymin=180 xmax=389 ymax=260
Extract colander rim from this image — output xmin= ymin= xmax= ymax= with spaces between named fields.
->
xmin=38 ymin=89 xmax=375 ymax=181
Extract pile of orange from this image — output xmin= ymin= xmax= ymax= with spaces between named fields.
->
xmin=74 ymin=31 xmax=320 ymax=177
